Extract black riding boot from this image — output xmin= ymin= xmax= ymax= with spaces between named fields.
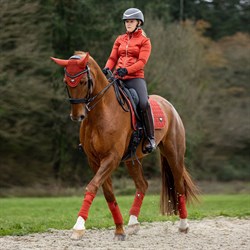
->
xmin=142 ymin=104 xmax=156 ymax=153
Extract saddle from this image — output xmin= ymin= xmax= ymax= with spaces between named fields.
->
xmin=113 ymin=79 xmax=166 ymax=161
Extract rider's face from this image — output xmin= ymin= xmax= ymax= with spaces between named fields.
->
xmin=125 ymin=19 xmax=139 ymax=33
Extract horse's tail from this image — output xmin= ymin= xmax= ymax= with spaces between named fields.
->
xmin=182 ymin=166 xmax=200 ymax=204
xmin=160 ymin=155 xmax=199 ymax=215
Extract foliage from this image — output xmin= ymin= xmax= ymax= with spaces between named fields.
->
xmin=145 ymin=17 xmax=250 ymax=180
xmin=0 ymin=0 xmax=249 ymax=188
xmin=0 ymin=194 xmax=249 ymax=236
xmin=168 ymin=0 xmax=250 ymax=39
xmin=199 ymin=32 xmax=250 ymax=181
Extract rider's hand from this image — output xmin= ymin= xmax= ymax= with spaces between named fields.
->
xmin=117 ymin=68 xmax=128 ymax=77
xmin=102 ymin=67 xmax=110 ymax=76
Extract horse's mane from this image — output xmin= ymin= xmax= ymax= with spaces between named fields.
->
xmin=74 ymin=50 xmax=87 ymax=57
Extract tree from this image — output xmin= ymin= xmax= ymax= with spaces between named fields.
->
xmin=168 ymin=0 xmax=250 ymax=39
xmin=1 ymin=0 xmax=249 ymax=190
xmin=145 ymin=18 xmax=211 ymax=178
xmin=203 ymin=32 xmax=250 ymax=181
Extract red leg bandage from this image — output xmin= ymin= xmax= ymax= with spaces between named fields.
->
xmin=108 ymin=201 xmax=123 ymax=225
xmin=78 ymin=192 xmax=96 ymax=221
xmin=129 ymin=192 xmax=145 ymax=217
xmin=178 ymin=194 xmax=188 ymax=219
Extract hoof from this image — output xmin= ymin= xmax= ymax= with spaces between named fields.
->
xmin=127 ymin=223 xmax=140 ymax=235
xmin=178 ymin=227 xmax=189 ymax=234
xmin=70 ymin=229 xmax=85 ymax=240
xmin=114 ymin=233 xmax=126 ymax=241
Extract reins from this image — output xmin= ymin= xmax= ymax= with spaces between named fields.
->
xmin=109 ymin=75 xmax=130 ymax=113
xmin=85 ymin=78 xmax=117 ymax=112
xmin=83 ymin=76 xmax=130 ymax=112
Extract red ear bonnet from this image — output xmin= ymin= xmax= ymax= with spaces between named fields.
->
xmin=77 ymin=53 xmax=89 ymax=68
xmin=51 ymin=53 xmax=89 ymax=87
xmin=50 ymin=57 xmax=69 ymax=66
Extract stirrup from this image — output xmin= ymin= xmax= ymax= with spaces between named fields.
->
xmin=145 ymin=138 xmax=156 ymax=153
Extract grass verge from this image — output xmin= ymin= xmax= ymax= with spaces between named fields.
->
xmin=0 ymin=194 xmax=249 ymax=236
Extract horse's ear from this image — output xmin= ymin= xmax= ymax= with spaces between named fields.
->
xmin=77 ymin=52 xmax=89 ymax=68
xmin=50 ymin=57 xmax=69 ymax=67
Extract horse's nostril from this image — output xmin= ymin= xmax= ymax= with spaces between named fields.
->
xmin=70 ymin=114 xmax=85 ymax=122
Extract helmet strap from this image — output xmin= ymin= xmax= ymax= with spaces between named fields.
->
xmin=131 ymin=21 xmax=141 ymax=33
xmin=132 ymin=27 xmax=138 ymax=33
xmin=124 ymin=20 xmax=141 ymax=34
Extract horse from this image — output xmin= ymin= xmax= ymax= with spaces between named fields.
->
xmin=51 ymin=51 xmax=199 ymax=240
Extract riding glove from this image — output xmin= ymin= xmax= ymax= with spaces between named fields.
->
xmin=102 ymin=67 xmax=110 ymax=76
xmin=117 ymin=68 xmax=128 ymax=77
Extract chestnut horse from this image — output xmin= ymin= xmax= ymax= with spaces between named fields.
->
xmin=51 ymin=51 xmax=199 ymax=240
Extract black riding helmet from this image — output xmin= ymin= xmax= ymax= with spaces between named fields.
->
xmin=122 ymin=8 xmax=144 ymax=26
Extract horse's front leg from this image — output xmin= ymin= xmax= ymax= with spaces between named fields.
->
xmin=125 ymin=160 xmax=148 ymax=235
xmin=102 ymin=177 xmax=125 ymax=240
xmin=71 ymin=153 xmax=120 ymax=240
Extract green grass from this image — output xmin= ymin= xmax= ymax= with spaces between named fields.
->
xmin=0 ymin=194 xmax=249 ymax=236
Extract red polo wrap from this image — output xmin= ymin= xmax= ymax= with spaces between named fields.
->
xmin=178 ymin=194 xmax=188 ymax=219
xmin=129 ymin=192 xmax=145 ymax=217
xmin=78 ymin=192 xmax=96 ymax=220
xmin=108 ymin=201 xmax=123 ymax=225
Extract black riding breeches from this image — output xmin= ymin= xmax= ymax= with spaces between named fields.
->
xmin=123 ymin=78 xmax=149 ymax=111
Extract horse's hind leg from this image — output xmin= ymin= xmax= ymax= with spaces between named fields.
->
xmin=160 ymin=151 xmax=190 ymax=233
xmin=102 ymin=177 xmax=126 ymax=241
xmin=125 ymin=159 xmax=148 ymax=235
xmin=159 ymin=131 xmax=198 ymax=233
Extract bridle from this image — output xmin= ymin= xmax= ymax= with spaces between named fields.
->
xmin=65 ymin=64 xmax=116 ymax=112
xmin=65 ymin=65 xmax=93 ymax=105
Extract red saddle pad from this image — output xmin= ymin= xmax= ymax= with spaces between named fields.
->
xmin=149 ymin=98 xmax=167 ymax=129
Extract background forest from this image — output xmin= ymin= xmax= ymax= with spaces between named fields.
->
xmin=0 ymin=0 xmax=249 ymax=191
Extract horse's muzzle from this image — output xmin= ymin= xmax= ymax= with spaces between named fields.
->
xmin=70 ymin=114 xmax=85 ymax=122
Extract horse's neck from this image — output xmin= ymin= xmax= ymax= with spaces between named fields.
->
xmin=91 ymin=70 xmax=116 ymax=113
xmin=85 ymin=67 xmax=131 ymax=139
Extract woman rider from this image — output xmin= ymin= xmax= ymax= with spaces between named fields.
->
xmin=103 ymin=8 xmax=156 ymax=153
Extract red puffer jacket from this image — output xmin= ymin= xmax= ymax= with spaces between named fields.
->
xmin=105 ymin=29 xmax=151 ymax=80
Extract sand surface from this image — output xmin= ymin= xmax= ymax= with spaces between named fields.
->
xmin=0 ymin=217 xmax=249 ymax=250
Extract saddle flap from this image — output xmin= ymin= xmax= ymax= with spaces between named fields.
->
xmin=128 ymin=89 xmax=139 ymax=106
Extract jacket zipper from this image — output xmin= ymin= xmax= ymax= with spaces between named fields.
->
xmin=124 ymin=34 xmax=132 ymax=68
